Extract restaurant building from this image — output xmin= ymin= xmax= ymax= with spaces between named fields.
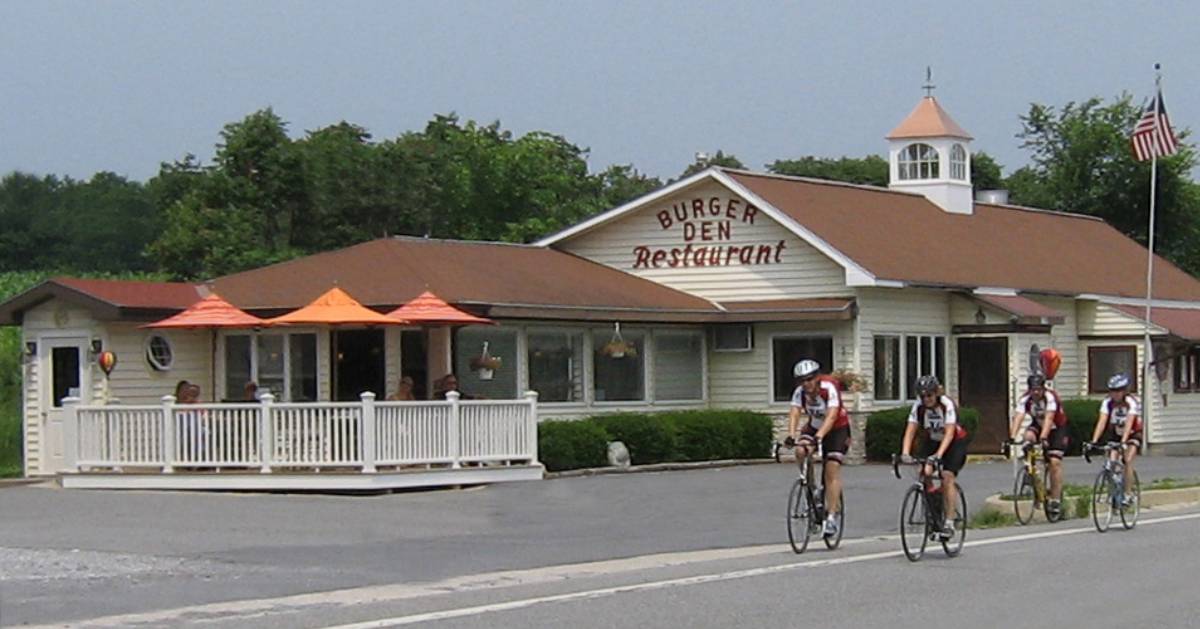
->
xmin=5 ymin=95 xmax=1200 ymax=483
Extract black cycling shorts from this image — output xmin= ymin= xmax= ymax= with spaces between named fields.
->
xmin=920 ymin=436 xmax=969 ymax=475
xmin=1026 ymin=424 xmax=1070 ymax=459
xmin=800 ymin=424 xmax=851 ymax=463
xmin=1102 ymin=427 xmax=1143 ymax=453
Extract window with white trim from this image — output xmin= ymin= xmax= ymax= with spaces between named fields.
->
xmin=1173 ymin=348 xmax=1199 ymax=393
xmin=527 ymin=329 xmax=584 ymax=403
xmin=224 ymin=332 xmax=317 ymax=401
xmin=905 ymin=335 xmax=946 ymax=399
xmin=874 ymin=336 xmax=902 ymax=401
xmin=1088 ymin=346 xmax=1138 ymax=394
xmin=772 ymin=337 xmax=833 ymax=402
xmin=653 ymin=331 xmax=704 ymax=401
xmin=455 ymin=327 xmax=519 ymax=400
xmin=593 ymin=328 xmax=645 ymax=402
xmin=145 ymin=335 xmax=174 ymax=371
xmin=898 ymin=143 xmax=939 ymax=180
xmin=950 ymin=144 xmax=967 ymax=180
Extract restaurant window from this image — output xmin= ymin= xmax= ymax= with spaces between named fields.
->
xmin=527 ymin=329 xmax=584 ymax=403
xmin=874 ymin=336 xmax=901 ymax=401
xmin=905 ymin=335 xmax=946 ymax=399
xmin=772 ymin=336 xmax=833 ymax=402
xmin=654 ymin=331 xmax=704 ymax=401
xmin=455 ymin=327 xmax=519 ymax=399
xmin=1088 ymin=346 xmax=1138 ymax=394
xmin=224 ymin=332 xmax=317 ymax=401
xmin=593 ymin=329 xmax=645 ymax=402
xmin=1173 ymin=347 xmax=1200 ymax=393
xmin=950 ymin=144 xmax=968 ymax=180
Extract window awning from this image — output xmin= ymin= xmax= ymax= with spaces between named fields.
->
xmin=477 ymin=298 xmax=856 ymax=324
xmin=1112 ymin=305 xmax=1200 ymax=342
xmin=973 ymin=294 xmax=1065 ymax=325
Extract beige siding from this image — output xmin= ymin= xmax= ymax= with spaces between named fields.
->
xmin=1077 ymin=303 xmax=1167 ymax=337
xmin=857 ymin=288 xmax=952 ymax=411
xmin=1033 ymin=295 xmax=1085 ymax=398
xmin=104 ymin=324 xmax=212 ymax=404
xmin=560 ymin=182 xmax=850 ymax=301
xmin=1150 ymin=379 xmax=1200 ymax=443
xmin=707 ymin=321 xmax=855 ymax=413
xmin=948 ymin=295 xmax=1008 ymax=326
xmin=21 ymin=336 xmax=38 ymax=477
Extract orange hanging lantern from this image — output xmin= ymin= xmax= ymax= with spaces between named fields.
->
xmin=1040 ymin=348 xmax=1062 ymax=381
xmin=97 ymin=350 xmax=118 ymax=376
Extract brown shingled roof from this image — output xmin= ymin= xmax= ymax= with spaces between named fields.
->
xmin=726 ymin=170 xmax=1200 ymax=301
xmin=1112 ymin=305 xmax=1200 ymax=341
xmin=886 ymin=96 xmax=972 ymax=140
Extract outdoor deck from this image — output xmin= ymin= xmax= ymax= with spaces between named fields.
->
xmin=58 ymin=391 xmax=543 ymax=490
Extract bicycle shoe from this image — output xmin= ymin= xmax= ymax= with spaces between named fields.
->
xmin=1047 ymin=499 xmax=1062 ymax=516
xmin=822 ymin=515 xmax=839 ymax=538
xmin=938 ymin=519 xmax=955 ymax=541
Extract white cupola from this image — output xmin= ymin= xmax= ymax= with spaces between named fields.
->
xmin=886 ymin=94 xmax=974 ymax=215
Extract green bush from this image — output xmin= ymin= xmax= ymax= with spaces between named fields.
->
xmin=537 ymin=420 xmax=609 ymax=472
xmin=864 ymin=404 xmax=980 ymax=462
xmin=1061 ymin=399 xmax=1101 ymax=456
xmin=661 ymin=410 xmax=773 ymax=462
xmin=0 ymin=401 xmax=21 ymax=478
xmin=591 ymin=413 xmax=676 ymax=465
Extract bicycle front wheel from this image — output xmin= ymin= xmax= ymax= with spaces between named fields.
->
xmin=787 ymin=479 xmax=812 ymax=554
xmin=1012 ymin=469 xmax=1035 ymax=525
xmin=942 ymin=487 xmax=967 ymax=557
xmin=1121 ymin=470 xmax=1141 ymax=530
xmin=824 ymin=492 xmax=845 ymax=550
xmin=1092 ymin=470 xmax=1114 ymax=533
xmin=899 ymin=485 xmax=927 ymax=562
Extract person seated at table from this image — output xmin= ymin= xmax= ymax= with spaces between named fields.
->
xmin=432 ymin=373 xmax=478 ymax=400
xmin=243 ymin=381 xmax=260 ymax=401
xmin=388 ymin=376 xmax=416 ymax=401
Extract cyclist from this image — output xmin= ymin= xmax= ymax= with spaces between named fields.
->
xmin=900 ymin=375 xmax=969 ymax=540
xmin=1086 ymin=373 xmax=1142 ymax=506
xmin=786 ymin=359 xmax=851 ymax=538
xmin=1008 ymin=373 xmax=1069 ymax=517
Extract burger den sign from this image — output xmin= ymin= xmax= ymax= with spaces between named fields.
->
xmin=632 ymin=196 xmax=786 ymax=269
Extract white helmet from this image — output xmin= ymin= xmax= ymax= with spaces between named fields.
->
xmin=793 ymin=359 xmax=820 ymax=379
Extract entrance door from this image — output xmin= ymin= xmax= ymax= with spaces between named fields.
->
xmin=957 ymin=337 xmax=1009 ymax=454
xmin=39 ymin=337 xmax=90 ymax=474
xmin=333 ymin=329 xmax=386 ymax=401
xmin=401 ymin=330 xmax=429 ymax=400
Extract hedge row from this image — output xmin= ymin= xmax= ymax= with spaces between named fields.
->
xmin=864 ymin=405 xmax=980 ymax=462
xmin=864 ymin=398 xmax=1105 ymax=461
xmin=538 ymin=410 xmax=773 ymax=472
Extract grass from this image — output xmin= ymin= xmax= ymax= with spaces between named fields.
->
xmin=969 ymin=508 xmax=1017 ymax=529
xmin=1147 ymin=477 xmax=1200 ymax=491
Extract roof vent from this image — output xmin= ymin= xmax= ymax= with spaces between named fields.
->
xmin=975 ymin=189 xmax=1009 ymax=204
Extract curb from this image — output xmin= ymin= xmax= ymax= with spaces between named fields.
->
xmin=546 ymin=458 xmax=781 ymax=479
xmin=0 ymin=478 xmax=46 ymax=489
xmin=981 ymin=486 xmax=1200 ymax=522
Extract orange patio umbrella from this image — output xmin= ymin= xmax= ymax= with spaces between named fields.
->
xmin=385 ymin=291 xmax=493 ymax=325
xmin=267 ymin=286 xmax=407 ymax=326
xmin=142 ymin=293 xmax=265 ymax=329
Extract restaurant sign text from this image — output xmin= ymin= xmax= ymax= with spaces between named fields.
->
xmin=632 ymin=196 xmax=786 ymax=269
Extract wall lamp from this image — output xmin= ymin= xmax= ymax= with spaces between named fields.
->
xmin=90 ymin=338 xmax=103 ymax=359
xmin=23 ymin=341 xmax=36 ymax=365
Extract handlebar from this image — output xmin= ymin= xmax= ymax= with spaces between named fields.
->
xmin=1082 ymin=441 xmax=1124 ymax=464
xmin=891 ymin=453 xmax=942 ymax=479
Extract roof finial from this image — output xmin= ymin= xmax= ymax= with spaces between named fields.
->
xmin=922 ymin=66 xmax=936 ymax=98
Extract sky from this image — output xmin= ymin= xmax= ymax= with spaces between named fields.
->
xmin=2 ymin=1 xmax=1197 ymax=184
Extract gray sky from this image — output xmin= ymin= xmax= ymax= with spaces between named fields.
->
xmin=3 ymin=1 xmax=1196 ymax=183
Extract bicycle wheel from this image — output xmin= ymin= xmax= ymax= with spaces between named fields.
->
xmin=787 ymin=479 xmax=813 ymax=554
xmin=899 ymin=485 xmax=927 ymax=562
xmin=1091 ymin=470 xmax=1114 ymax=533
xmin=1012 ymin=469 xmax=1035 ymax=525
xmin=1120 ymin=470 xmax=1141 ymax=530
xmin=824 ymin=492 xmax=845 ymax=550
xmin=942 ymin=487 xmax=967 ymax=557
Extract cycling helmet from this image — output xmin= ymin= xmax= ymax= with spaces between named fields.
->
xmin=1107 ymin=373 xmax=1131 ymax=391
xmin=793 ymin=359 xmax=820 ymax=379
xmin=915 ymin=375 xmax=940 ymax=396
xmin=1027 ymin=373 xmax=1046 ymax=389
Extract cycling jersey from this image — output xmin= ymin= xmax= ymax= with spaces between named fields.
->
xmin=908 ymin=396 xmax=968 ymax=442
xmin=791 ymin=377 xmax=851 ymax=431
xmin=1100 ymin=395 xmax=1143 ymax=434
xmin=1015 ymin=389 xmax=1067 ymax=429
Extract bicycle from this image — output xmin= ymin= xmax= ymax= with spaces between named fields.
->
xmin=1002 ymin=440 xmax=1064 ymax=524
xmin=891 ymin=454 xmax=967 ymax=561
xmin=1084 ymin=441 xmax=1141 ymax=533
xmin=774 ymin=439 xmax=845 ymax=553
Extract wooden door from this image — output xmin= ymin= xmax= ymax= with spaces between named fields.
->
xmin=957 ymin=337 xmax=1009 ymax=454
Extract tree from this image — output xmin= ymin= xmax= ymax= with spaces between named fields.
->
xmin=768 ymin=155 xmax=888 ymax=185
xmin=1009 ymin=95 xmax=1200 ymax=273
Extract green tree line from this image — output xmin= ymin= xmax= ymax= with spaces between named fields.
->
xmin=0 ymin=94 xmax=1196 ymax=279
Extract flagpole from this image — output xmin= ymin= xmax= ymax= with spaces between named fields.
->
xmin=1142 ymin=66 xmax=1161 ymax=442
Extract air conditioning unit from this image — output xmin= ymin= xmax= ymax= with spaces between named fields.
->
xmin=713 ymin=325 xmax=753 ymax=352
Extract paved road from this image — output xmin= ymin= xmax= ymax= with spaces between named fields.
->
xmin=0 ymin=456 xmax=1196 ymax=626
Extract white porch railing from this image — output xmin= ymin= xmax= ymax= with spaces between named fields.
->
xmin=63 ymin=390 xmax=539 ymax=474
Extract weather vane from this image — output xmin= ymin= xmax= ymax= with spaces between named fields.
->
xmin=922 ymin=66 xmax=935 ymax=97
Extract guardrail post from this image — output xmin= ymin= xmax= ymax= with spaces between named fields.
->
xmin=360 ymin=391 xmax=377 ymax=473
xmin=62 ymin=397 xmax=80 ymax=472
xmin=524 ymin=390 xmax=539 ymax=464
xmin=161 ymin=394 xmax=176 ymax=473
xmin=447 ymin=391 xmax=462 ymax=468
xmin=259 ymin=392 xmax=275 ymax=473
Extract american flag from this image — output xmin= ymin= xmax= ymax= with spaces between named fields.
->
xmin=1131 ymin=90 xmax=1179 ymax=162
